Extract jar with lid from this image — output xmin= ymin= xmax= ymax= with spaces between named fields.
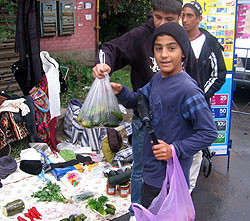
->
xmin=118 ymin=181 xmax=130 ymax=197
xmin=106 ymin=183 xmax=116 ymax=195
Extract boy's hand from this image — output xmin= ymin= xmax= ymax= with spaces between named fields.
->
xmin=92 ymin=63 xmax=111 ymax=79
xmin=110 ymin=82 xmax=123 ymax=95
xmin=152 ymin=140 xmax=173 ymax=161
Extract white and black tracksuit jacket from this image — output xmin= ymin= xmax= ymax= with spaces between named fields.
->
xmin=198 ymin=28 xmax=227 ymax=103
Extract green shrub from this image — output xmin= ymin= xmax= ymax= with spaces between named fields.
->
xmin=0 ymin=1 xmax=17 ymax=41
xmin=99 ymin=0 xmax=152 ymax=43
xmin=59 ymin=60 xmax=94 ymax=107
xmin=110 ymin=66 xmax=132 ymax=90
xmin=59 ymin=60 xmax=132 ymax=107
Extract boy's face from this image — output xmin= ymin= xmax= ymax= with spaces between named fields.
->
xmin=182 ymin=7 xmax=202 ymax=32
xmin=153 ymin=35 xmax=184 ymax=78
xmin=153 ymin=11 xmax=180 ymax=28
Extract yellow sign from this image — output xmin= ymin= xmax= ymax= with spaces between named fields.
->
xmin=183 ymin=0 xmax=237 ymax=71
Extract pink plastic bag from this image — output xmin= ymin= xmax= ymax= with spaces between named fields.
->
xmin=132 ymin=146 xmax=195 ymax=221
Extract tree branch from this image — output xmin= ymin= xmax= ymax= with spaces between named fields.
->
xmin=0 ymin=7 xmax=15 ymax=31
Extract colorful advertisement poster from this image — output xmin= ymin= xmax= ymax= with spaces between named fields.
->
xmin=237 ymin=4 xmax=250 ymax=39
xmin=210 ymin=75 xmax=233 ymax=155
xmin=183 ymin=0 xmax=237 ymax=71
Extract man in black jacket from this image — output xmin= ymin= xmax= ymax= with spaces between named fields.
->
xmin=92 ymin=0 xmax=200 ymax=219
xmin=182 ymin=1 xmax=227 ymax=193
xmin=182 ymin=1 xmax=226 ymax=103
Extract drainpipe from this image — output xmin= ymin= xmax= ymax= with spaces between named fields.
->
xmin=96 ymin=0 xmax=100 ymax=51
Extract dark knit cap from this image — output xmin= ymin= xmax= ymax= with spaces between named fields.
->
xmin=152 ymin=22 xmax=190 ymax=59
xmin=20 ymin=160 xmax=42 ymax=175
xmin=184 ymin=1 xmax=203 ymax=16
xmin=0 ymin=156 xmax=17 ymax=179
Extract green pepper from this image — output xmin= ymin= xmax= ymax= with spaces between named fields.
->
xmin=105 ymin=208 xmax=115 ymax=215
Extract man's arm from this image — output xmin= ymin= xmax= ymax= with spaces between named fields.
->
xmin=173 ymin=88 xmax=218 ymax=159
xmin=204 ymin=43 xmax=227 ymax=100
xmin=93 ymin=27 xmax=143 ymax=78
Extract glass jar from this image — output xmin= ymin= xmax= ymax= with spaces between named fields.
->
xmin=106 ymin=183 xmax=116 ymax=195
xmin=118 ymin=182 xmax=130 ymax=197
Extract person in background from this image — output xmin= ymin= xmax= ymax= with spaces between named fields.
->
xmin=110 ymin=22 xmax=218 ymax=208
xmin=182 ymin=1 xmax=227 ymax=192
xmin=92 ymin=0 xmax=200 ymax=219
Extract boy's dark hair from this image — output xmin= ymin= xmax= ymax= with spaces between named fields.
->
xmin=152 ymin=22 xmax=190 ymax=60
xmin=152 ymin=0 xmax=183 ymax=16
xmin=183 ymin=1 xmax=203 ymax=18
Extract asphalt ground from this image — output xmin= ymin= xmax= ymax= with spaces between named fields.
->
xmin=192 ymin=87 xmax=250 ymax=221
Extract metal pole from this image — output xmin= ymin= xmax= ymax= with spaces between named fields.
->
xmin=96 ymin=0 xmax=100 ymax=51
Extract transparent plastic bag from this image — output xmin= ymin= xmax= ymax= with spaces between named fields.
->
xmin=77 ymin=74 xmax=123 ymax=128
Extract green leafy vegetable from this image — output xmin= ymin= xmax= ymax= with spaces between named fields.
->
xmin=31 ymin=182 xmax=67 ymax=203
xmin=98 ymin=196 xmax=108 ymax=205
xmin=86 ymin=196 xmax=115 ymax=216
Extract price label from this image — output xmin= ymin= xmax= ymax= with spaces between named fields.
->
xmin=214 ymin=120 xmax=227 ymax=131
xmin=211 ymin=107 xmax=228 ymax=118
xmin=210 ymin=94 xmax=228 ymax=106
xmin=214 ymin=133 xmax=226 ymax=144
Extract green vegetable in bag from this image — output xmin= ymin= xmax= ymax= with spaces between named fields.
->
xmin=77 ymin=74 xmax=123 ymax=128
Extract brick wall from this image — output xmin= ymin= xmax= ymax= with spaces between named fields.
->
xmin=40 ymin=0 xmax=96 ymax=53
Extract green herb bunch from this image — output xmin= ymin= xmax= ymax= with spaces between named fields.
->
xmin=31 ymin=182 xmax=67 ymax=203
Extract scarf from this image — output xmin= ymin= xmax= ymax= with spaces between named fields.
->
xmin=15 ymin=0 xmax=42 ymax=87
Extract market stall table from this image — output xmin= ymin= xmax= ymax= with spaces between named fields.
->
xmin=0 ymin=150 xmax=131 ymax=221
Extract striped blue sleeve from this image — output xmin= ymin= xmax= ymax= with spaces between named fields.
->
xmin=173 ymin=90 xmax=217 ymax=158
xmin=181 ymin=93 xmax=208 ymax=120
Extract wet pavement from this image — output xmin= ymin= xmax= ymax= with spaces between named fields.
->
xmin=193 ymin=87 xmax=250 ymax=221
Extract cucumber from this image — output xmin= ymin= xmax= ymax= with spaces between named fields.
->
xmin=79 ymin=214 xmax=87 ymax=220
xmin=2 ymin=199 xmax=25 ymax=217
xmin=76 ymin=215 xmax=87 ymax=221
xmin=106 ymin=203 xmax=116 ymax=210
xmin=103 ymin=122 xmax=119 ymax=128
xmin=69 ymin=215 xmax=75 ymax=221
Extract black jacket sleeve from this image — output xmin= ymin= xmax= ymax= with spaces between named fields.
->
xmin=199 ymin=29 xmax=227 ymax=100
xmin=204 ymin=42 xmax=227 ymax=100
xmin=94 ymin=27 xmax=143 ymax=73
